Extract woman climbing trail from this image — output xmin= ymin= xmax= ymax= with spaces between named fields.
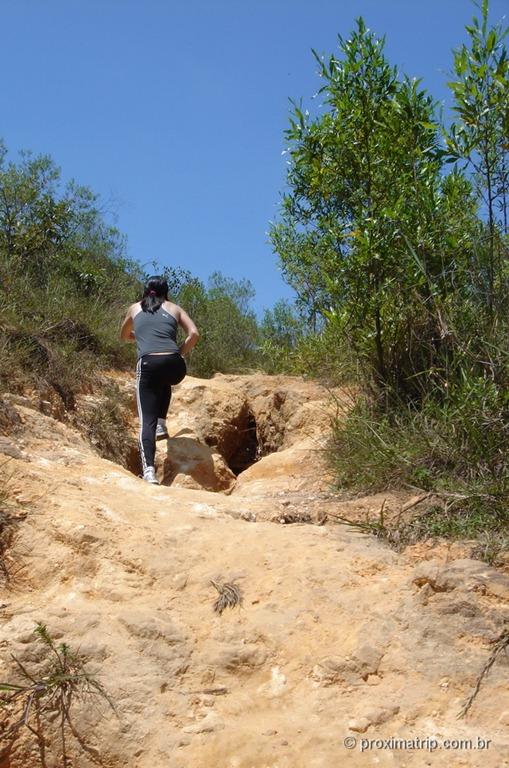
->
xmin=120 ymin=275 xmax=200 ymax=484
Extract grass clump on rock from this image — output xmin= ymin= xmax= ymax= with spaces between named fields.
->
xmin=0 ymin=622 xmax=114 ymax=764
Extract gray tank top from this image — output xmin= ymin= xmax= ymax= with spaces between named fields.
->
xmin=133 ymin=307 xmax=180 ymax=359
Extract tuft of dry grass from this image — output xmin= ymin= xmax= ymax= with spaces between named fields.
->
xmin=0 ymin=471 xmax=25 ymax=584
xmin=0 ymin=623 xmax=114 ymax=764
xmin=0 ymin=398 xmax=21 ymax=435
xmin=458 ymin=625 xmax=509 ymax=718
xmin=328 ymin=492 xmax=509 ymax=565
xmin=210 ymin=580 xmax=243 ymax=615
xmin=72 ymin=384 xmax=138 ymax=471
xmin=470 ymin=531 xmax=509 ymax=567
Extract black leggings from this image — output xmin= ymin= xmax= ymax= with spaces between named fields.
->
xmin=135 ymin=353 xmax=186 ymax=470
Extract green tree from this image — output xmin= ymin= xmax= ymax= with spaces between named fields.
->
xmin=0 ymin=146 xmax=139 ymax=300
xmin=260 ymin=299 xmax=305 ymax=348
xmin=270 ymin=18 xmax=461 ymax=398
xmin=447 ymin=0 xmax=509 ymax=312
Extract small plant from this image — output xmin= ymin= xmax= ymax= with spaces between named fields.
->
xmin=458 ymin=625 xmax=509 ymax=718
xmin=210 ymin=580 xmax=243 ymax=614
xmin=0 ymin=623 xmax=114 ymax=764
xmin=73 ymin=386 xmax=137 ymax=468
xmin=327 ymin=500 xmax=412 ymax=550
xmin=0 ymin=470 xmax=25 ymax=584
xmin=470 ymin=531 xmax=509 ymax=567
xmin=328 ymin=391 xmax=509 ymax=553
xmin=0 ymin=506 xmax=18 ymax=583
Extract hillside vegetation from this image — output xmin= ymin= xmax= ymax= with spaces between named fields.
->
xmin=269 ymin=2 xmax=509 ymax=548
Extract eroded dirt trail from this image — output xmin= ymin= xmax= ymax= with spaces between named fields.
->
xmin=1 ymin=374 xmax=508 ymax=767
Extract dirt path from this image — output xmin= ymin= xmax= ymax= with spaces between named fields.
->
xmin=1 ymin=374 xmax=508 ymax=767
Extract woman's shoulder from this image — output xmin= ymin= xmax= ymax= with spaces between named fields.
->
xmin=163 ymin=301 xmax=181 ymax=319
xmin=130 ymin=302 xmax=143 ymax=318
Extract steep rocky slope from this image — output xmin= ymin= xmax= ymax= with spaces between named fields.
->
xmin=0 ymin=373 xmax=508 ymax=768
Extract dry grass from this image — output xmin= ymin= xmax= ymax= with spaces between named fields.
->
xmin=0 ymin=623 xmax=114 ymax=765
xmin=0 ymin=470 xmax=25 ymax=584
xmin=210 ymin=580 xmax=243 ymax=614
xmin=72 ymin=383 xmax=139 ymax=472
xmin=458 ymin=625 xmax=509 ymax=718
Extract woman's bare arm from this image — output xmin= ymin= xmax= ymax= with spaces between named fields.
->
xmin=176 ymin=307 xmax=200 ymax=355
xmin=120 ymin=305 xmax=136 ymax=341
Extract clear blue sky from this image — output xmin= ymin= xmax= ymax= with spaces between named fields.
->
xmin=0 ymin=0 xmax=506 ymax=314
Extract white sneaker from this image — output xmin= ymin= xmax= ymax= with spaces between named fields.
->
xmin=156 ymin=423 xmax=169 ymax=441
xmin=143 ymin=466 xmax=159 ymax=484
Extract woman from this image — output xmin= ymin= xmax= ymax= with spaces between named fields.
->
xmin=121 ymin=275 xmax=199 ymax=484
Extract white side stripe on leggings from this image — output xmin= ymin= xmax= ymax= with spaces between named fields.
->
xmin=135 ymin=358 xmax=147 ymax=472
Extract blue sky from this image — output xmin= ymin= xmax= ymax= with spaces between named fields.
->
xmin=0 ymin=0 xmax=507 ymax=314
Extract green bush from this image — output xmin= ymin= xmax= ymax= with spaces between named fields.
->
xmin=330 ymin=376 xmax=509 ymax=539
xmin=0 ymin=148 xmax=144 ymax=400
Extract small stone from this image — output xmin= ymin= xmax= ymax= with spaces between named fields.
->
xmin=499 ymin=711 xmax=509 ymax=726
xmin=182 ymin=711 xmax=224 ymax=734
xmin=416 ymin=582 xmax=434 ymax=605
xmin=348 ymin=718 xmax=370 ymax=733
xmin=486 ymin=580 xmax=509 ymax=600
xmin=212 ymin=643 xmax=267 ymax=671
xmin=172 ymin=574 xmax=188 ymax=590
xmin=364 ymin=705 xmax=400 ymax=727
xmin=0 ymin=437 xmax=22 ymax=459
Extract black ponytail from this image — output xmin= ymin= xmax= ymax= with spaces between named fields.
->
xmin=141 ymin=275 xmax=169 ymax=313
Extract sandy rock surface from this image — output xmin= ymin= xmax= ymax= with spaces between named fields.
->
xmin=0 ymin=373 xmax=508 ymax=768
